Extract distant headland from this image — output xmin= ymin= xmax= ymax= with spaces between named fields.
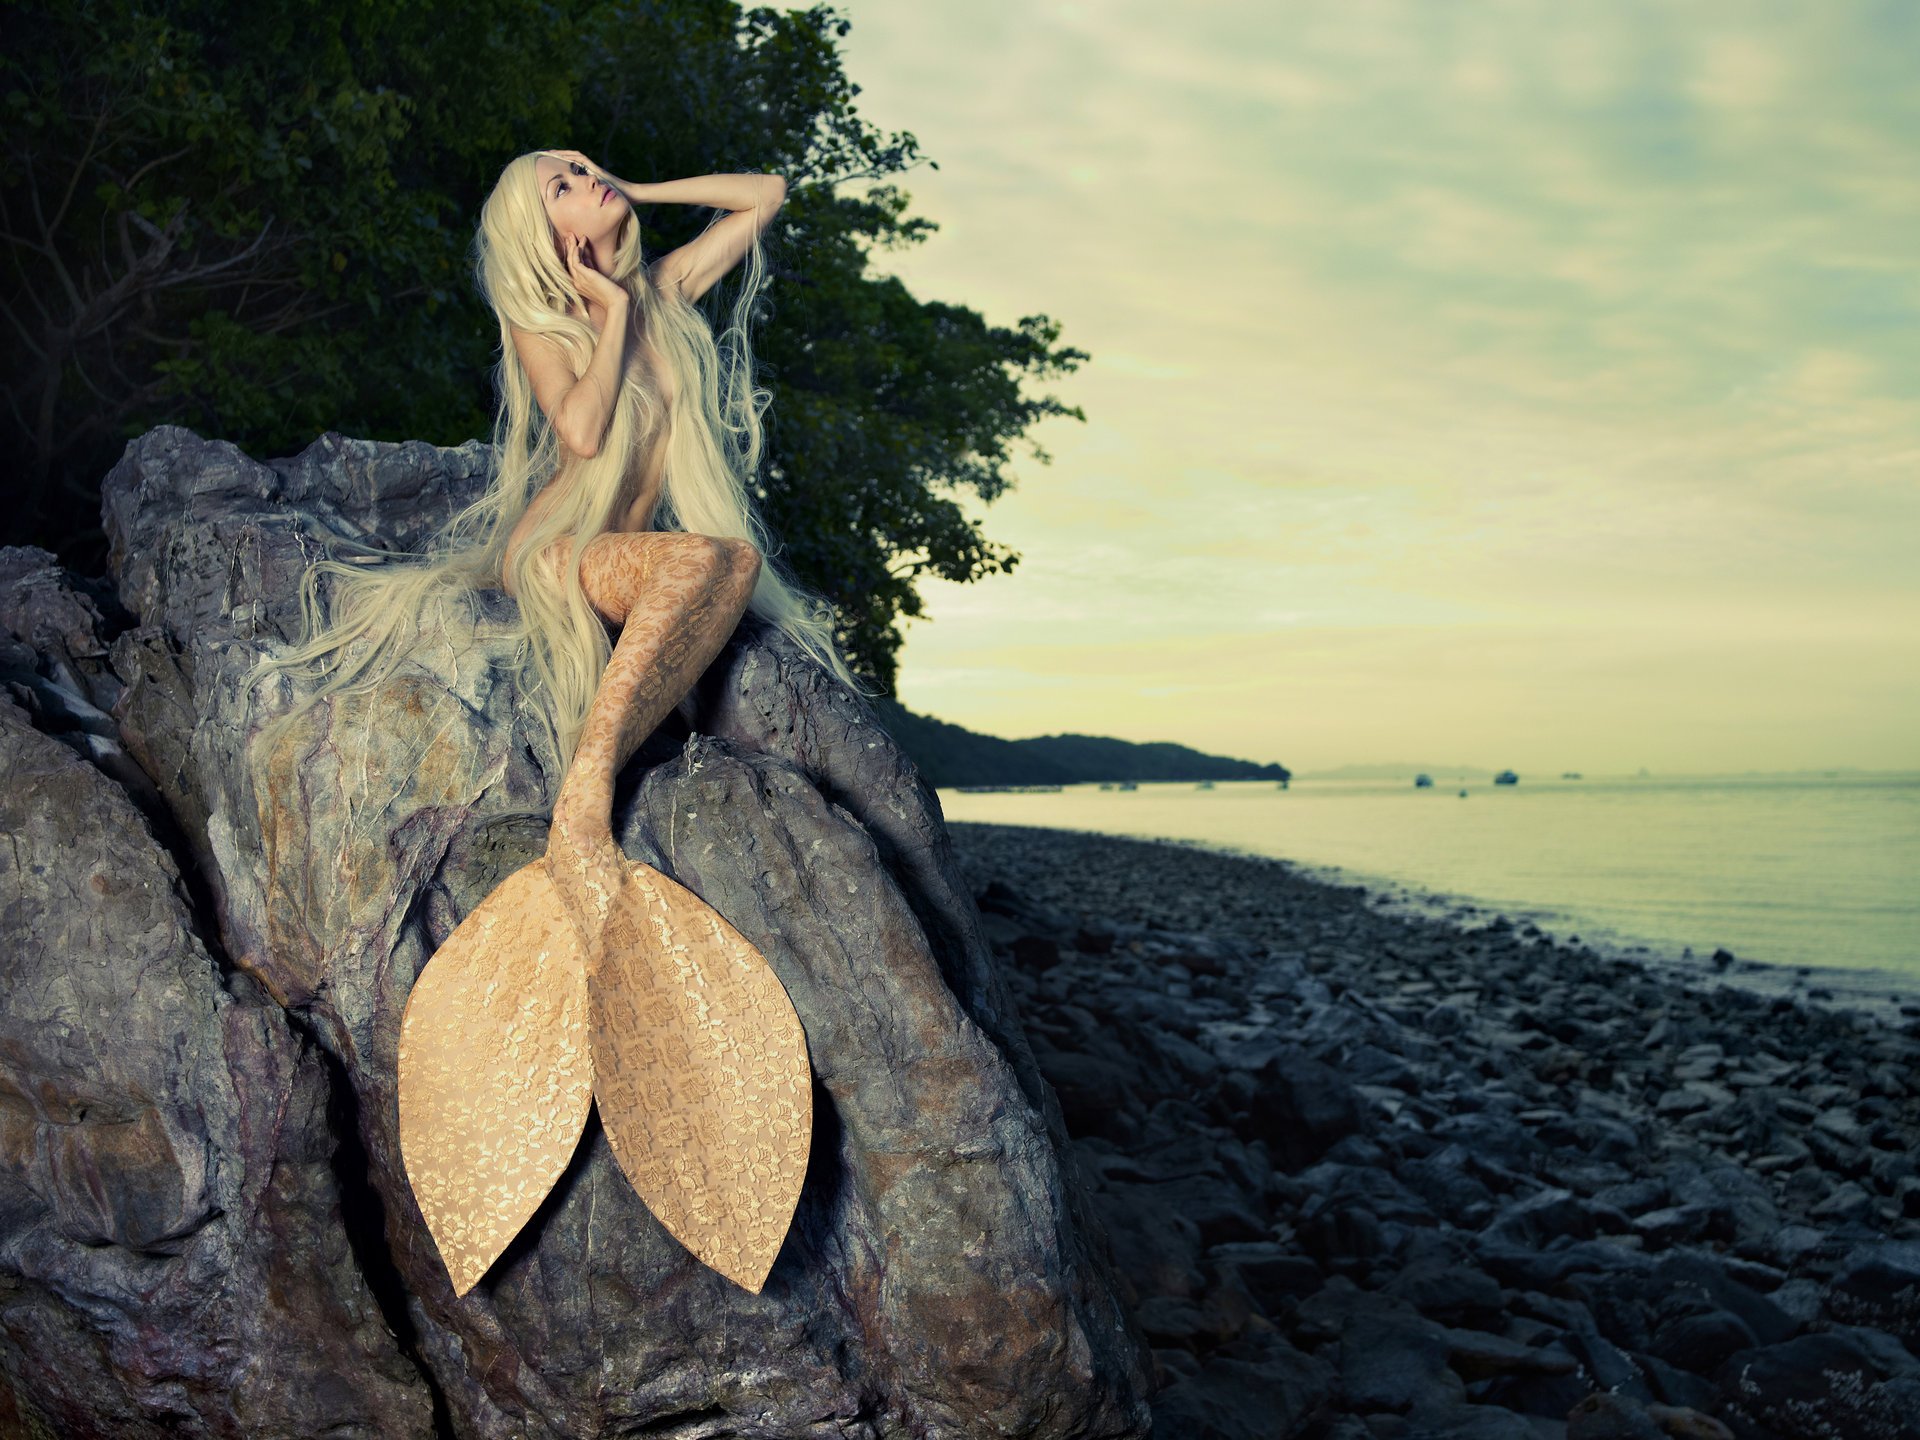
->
xmin=872 ymin=700 xmax=1291 ymax=788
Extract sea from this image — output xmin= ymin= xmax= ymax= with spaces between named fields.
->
xmin=935 ymin=772 xmax=1920 ymax=1024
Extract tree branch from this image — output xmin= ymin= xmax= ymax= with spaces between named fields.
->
xmin=46 ymin=104 xmax=113 ymax=238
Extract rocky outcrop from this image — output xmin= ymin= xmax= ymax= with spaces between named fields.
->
xmin=0 ymin=427 xmax=1152 ymax=1438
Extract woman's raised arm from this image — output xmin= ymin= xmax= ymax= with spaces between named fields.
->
xmin=639 ymin=174 xmax=786 ymax=305
xmin=539 ymin=152 xmax=786 ymax=307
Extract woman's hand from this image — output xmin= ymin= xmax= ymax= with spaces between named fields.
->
xmin=564 ymin=230 xmax=628 ymax=314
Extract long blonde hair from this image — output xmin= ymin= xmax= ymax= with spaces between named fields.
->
xmin=257 ymin=150 xmax=865 ymax=775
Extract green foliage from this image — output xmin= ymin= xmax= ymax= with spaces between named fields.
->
xmin=0 ymin=0 xmax=1085 ymax=690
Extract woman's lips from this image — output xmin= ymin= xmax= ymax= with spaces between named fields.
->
xmin=600 ymin=187 xmax=614 ymax=206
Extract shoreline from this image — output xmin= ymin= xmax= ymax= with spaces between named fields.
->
xmin=946 ymin=820 xmax=1920 ymax=1437
xmin=958 ymin=817 xmax=1920 ymax=1030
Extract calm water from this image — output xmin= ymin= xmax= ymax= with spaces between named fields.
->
xmin=937 ymin=773 xmax=1920 ymax=1015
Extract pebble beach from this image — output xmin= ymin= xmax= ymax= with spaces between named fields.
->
xmin=946 ymin=821 xmax=1920 ymax=1440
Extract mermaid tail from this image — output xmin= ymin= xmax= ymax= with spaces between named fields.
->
xmin=589 ymin=861 xmax=811 ymax=1294
xmin=397 ymin=862 xmax=594 ymax=1297
xmin=397 ymin=856 xmax=811 ymax=1296
xmin=400 ymin=529 xmax=804 ymax=1292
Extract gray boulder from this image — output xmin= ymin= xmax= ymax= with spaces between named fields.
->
xmin=0 ymin=688 xmax=434 ymax=1436
xmin=0 ymin=425 xmax=1152 ymax=1438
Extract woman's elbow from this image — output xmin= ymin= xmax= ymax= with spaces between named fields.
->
xmin=561 ymin=419 xmax=598 ymax=460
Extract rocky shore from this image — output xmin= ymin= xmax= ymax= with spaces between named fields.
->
xmin=947 ymin=821 xmax=1920 ymax=1440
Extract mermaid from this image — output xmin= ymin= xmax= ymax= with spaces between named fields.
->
xmin=258 ymin=148 xmax=867 ymax=1296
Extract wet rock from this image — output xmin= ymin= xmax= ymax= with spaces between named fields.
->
xmin=1338 ymin=1314 xmax=1458 ymax=1411
xmin=1381 ymin=1260 xmax=1507 ymax=1327
xmin=1824 ymin=1241 xmax=1920 ymax=1349
xmin=1566 ymin=1392 xmax=1668 ymax=1440
xmin=1014 ymin=934 xmax=1065 ymax=969
xmin=1558 ymin=1318 xmax=1654 ymax=1402
xmin=1388 ymin=1398 xmax=1544 ymax=1438
xmin=1148 ymin=1331 xmax=1334 ymax=1440
xmin=1043 ymin=1052 xmax=1147 ymax=1145
xmin=1673 ymin=1163 xmax=1781 ymax=1248
xmin=1631 ymin=1204 xmax=1724 ymax=1247
xmin=1645 ymin=1309 xmax=1759 ymax=1375
xmin=1479 ymin=1186 xmax=1598 ymax=1248
xmin=1468 ymin=1367 xmax=1593 ymax=1426
xmin=1436 ymin=1322 xmax=1578 ymax=1380
xmin=1090 ymin=1184 xmax=1206 ymax=1307
xmin=1643 ymin=1404 xmax=1734 ymax=1440
xmin=1209 ymin=1242 xmax=1323 ymax=1316
xmin=1400 ymin=1147 xmax=1501 ymax=1228
xmin=1811 ymin=1179 xmax=1877 ymax=1222
xmin=1716 ymin=1330 xmax=1920 ymax=1439
xmin=1232 ymin=1051 xmax=1367 ymax=1172
xmin=1154 ymin=1175 xmax=1271 ymax=1250
xmin=1074 ymin=926 xmax=1116 ymax=955
xmin=1427 ymin=1110 xmax=1546 ymax=1172
xmin=1633 ymin=1348 xmax=1722 ymax=1411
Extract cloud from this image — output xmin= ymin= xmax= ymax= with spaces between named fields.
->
xmin=836 ymin=0 xmax=1920 ymax=771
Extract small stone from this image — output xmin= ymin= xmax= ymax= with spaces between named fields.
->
xmin=1823 ymin=1241 xmax=1920 ymax=1348
xmin=1010 ymin=934 xmax=1062 ymax=969
xmin=1652 ymin=1090 xmax=1703 ymax=1120
xmin=1715 ymin=1331 xmax=1910 ymax=1438
xmin=1148 ymin=1336 xmax=1336 ymax=1440
xmin=1629 ymin=1205 xmax=1714 ymax=1247
xmin=1567 ymin=1391 xmax=1668 ymax=1440
xmin=1648 ymin=1309 xmax=1760 ymax=1375
xmin=1339 ymin=1314 xmax=1458 ymax=1411
xmin=1810 ymin=1181 xmax=1875 ymax=1223
xmin=1436 ymin=1323 xmax=1578 ymax=1380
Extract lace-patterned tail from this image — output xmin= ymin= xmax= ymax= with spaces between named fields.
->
xmin=397 ymin=855 xmax=811 ymax=1295
xmin=397 ymin=862 xmax=593 ymax=1296
xmin=589 ymin=859 xmax=812 ymax=1294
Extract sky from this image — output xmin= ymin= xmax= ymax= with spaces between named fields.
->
xmin=831 ymin=1 xmax=1920 ymax=776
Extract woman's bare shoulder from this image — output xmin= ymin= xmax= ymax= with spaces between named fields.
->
xmin=511 ymin=324 xmax=585 ymax=377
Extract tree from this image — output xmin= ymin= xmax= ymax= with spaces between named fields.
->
xmin=1 ymin=0 xmax=1085 ymax=691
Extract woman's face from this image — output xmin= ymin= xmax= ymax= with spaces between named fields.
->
xmin=534 ymin=154 xmax=627 ymax=262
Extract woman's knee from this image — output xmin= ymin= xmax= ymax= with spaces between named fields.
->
xmin=722 ymin=536 xmax=762 ymax=591
xmin=667 ymin=532 xmax=759 ymax=591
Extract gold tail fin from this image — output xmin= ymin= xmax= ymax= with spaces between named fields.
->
xmin=588 ymin=861 xmax=812 ymax=1294
xmin=397 ymin=862 xmax=594 ymax=1296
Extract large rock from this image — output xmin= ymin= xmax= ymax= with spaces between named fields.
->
xmin=0 ymin=691 xmax=433 ymax=1436
xmin=0 ymin=426 xmax=1152 ymax=1437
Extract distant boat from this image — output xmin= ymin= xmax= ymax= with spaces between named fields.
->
xmin=1117 ymin=780 xmax=1138 ymax=792
xmin=1196 ymin=780 xmax=1215 ymax=790
xmin=1098 ymin=782 xmax=1114 ymax=791
xmin=1493 ymin=770 xmax=1519 ymax=785
xmin=1561 ymin=771 xmax=1583 ymax=780
xmin=1414 ymin=773 xmax=1433 ymax=788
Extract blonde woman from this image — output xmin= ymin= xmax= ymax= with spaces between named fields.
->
xmin=261 ymin=146 xmax=865 ymax=949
